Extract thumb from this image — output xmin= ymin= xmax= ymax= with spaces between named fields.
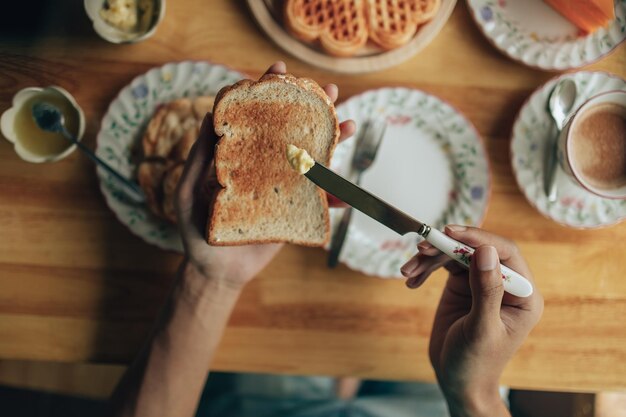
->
xmin=467 ymin=246 xmax=505 ymax=332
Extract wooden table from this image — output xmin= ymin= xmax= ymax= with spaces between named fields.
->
xmin=1 ymin=0 xmax=625 ymax=394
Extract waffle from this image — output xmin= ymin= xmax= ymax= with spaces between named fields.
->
xmin=285 ymin=0 xmax=369 ymax=57
xmin=367 ymin=0 xmax=440 ymax=50
xmin=283 ymin=0 xmax=440 ymax=55
xmin=137 ymin=96 xmax=215 ymax=222
xmin=413 ymin=0 xmax=440 ymax=24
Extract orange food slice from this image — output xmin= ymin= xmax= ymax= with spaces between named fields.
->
xmin=544 ymin=0 xmax=615 ymax=33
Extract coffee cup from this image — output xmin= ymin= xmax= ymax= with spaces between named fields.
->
xmin=557 ymin=90 xmax=626 ymax=199
xmin=1 ymin=86 xmax=85 ymax=163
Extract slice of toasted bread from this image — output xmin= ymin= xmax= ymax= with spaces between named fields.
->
xmin=208 ymin=73 xmax=339 ymax=246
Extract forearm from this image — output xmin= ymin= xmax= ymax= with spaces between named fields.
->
xmin=108 ymin=260 xmax=243 ymax=417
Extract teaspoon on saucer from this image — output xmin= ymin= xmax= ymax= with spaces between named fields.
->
xmin=545 ymin=78 xmax=577 ymax=202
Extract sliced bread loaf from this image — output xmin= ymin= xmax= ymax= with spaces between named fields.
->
xmin=207 ymin=73 xmax=339 ymax=246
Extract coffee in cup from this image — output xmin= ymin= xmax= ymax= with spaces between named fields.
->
xmin=559 ymin=90 xmax=626 ymax=199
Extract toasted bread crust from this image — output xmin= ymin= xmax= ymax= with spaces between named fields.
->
xmin=207 ymin=73 xmax=339 ymax=246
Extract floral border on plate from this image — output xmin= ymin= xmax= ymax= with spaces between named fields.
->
xmin=96 ymin=61 xmax=245 ymax=252
xmin=330 ymin=87 xmax=491 ymax=278
xmin=510 ymin=71 xmax=626 ymax=228
xmin=467 ymin=0 xmax=626 ymax=70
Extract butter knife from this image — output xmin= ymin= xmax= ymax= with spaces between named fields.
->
xmin=307 ymin=163 xmax=533 ymax=298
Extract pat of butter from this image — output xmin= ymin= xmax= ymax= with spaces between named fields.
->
xmin=100 ymin=0 xmax=138 ymax=31
xmin=286 ymin=144 xmax=315 ymax=175
xmin=100 ymin=0 xmax=153 ymax=32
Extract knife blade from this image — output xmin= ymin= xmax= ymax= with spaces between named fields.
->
xmin=306 ymin=163 xmax=424 ymax=236
xmin=305 ymin=162 xmax=533 ymax=298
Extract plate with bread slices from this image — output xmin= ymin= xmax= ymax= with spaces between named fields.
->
xmin=330 ymin=87 xmax=490 ymax=277
xmin=96 ymin=61 xmax=244 ymax=252
xmin=466 ymin=0 xmax=626 ymax=70
xmin=247 ymin=0 xmax=457 ymax=73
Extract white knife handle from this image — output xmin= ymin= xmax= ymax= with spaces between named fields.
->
xmin=424 ymin=228 xmax=533 ymax=298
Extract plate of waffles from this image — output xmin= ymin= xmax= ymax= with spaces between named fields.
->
xmin=247 ymin=0 xmax=457 ymax=73
xmin=466 ymin=0 xmax=626 ymax=71
xmin=95 ymin=61 xmax=245 ymax=251
xmin=328 ymin=87 xmax=490 ymax=277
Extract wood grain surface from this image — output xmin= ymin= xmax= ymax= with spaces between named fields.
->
xmin=0 ymin=0 xmax=625 ymax=393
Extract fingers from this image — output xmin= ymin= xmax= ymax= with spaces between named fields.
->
xmin=444 ymin=225 xmax=530 ymax=277
xmin=327 ymin=193 xmax=349 ymax=208
xmin=417 ymin=241 xmax=439 ymax=256
xmin=339 ymin=120 xmax=356 ymax=143
xmin=400 ymin=254 xmax=420 ymax=277
xmin=264 ymin=61 xmax=287 ymax=75
xmin=405 ymin=225 xmax=532 ymax=280
xmin=466 ymin=246 xmax=505 ymax=333
xmin=404 ymin=253 xmax=450 ymax=288
xmin=324 ymin=83 xmax=338 ymax=103
xmin=401 ymin=225 xmax=534 ymax=295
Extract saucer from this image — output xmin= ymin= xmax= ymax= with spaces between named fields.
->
xmin=330 ymin=87 xmax=490 ymax=278
xmin=466 ymin=0 xmax=626 ymax=70
xmin=510 ymin=71 xmax=626 ymax=229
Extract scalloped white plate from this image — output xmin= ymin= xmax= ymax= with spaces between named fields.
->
xmin=511 ymin=71 xmax=626 ymax=229
xmin=95 ymin=61 xmax=245 ymax=252
xmin=329 ymin=88 xmax=491 ymax=278
xmin=467 ymin=0 xmax=626 ymax=70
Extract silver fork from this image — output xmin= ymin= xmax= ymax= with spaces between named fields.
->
xmin=327 ymin=120 xmax=386 ymax=268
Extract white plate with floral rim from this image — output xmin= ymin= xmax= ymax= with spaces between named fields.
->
xmin=466 ymin=0 xmax=626 ymax=71
xmin=511 ymin=71 xmax=626 ymax=229
xmin=95 ymin=61 xmax=245 ymax=252
xmin=329 ymin=88 xmax=491 ymax=278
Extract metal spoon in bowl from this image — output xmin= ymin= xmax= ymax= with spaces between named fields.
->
xmin=32 ymin=102 xmax=145 ymax=203
xmin=545 ymin=79 xmax=577 ymax=202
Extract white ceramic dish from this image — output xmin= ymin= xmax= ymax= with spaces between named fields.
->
xmin=466 ymin=0 xmax=626 ymax=70
xmin=1 ymin=86 xmax=86 ymax=163
xmin=84 ymin=0 xmax=166 ymax=44
xmin=95 ymin=61 xmax=245 ymax=251
xmin=511 ymin=71 xmax=626 ymax=229
xmin=329 ymin=87 xmax=491 ymax=278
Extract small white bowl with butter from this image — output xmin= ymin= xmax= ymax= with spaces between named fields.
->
xmin=84 ymin=0 xmax=166 ymax=44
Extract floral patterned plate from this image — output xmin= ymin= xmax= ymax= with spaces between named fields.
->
xmin=329 ymin=88 xmax=491 ymax=278
xmin=95 ymin=61 xmax=245 ymax=252
xmin=511 ymin=71 xmax=626 ymax=228
xmin=467 ymin=0 xmax=626 ymax=70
